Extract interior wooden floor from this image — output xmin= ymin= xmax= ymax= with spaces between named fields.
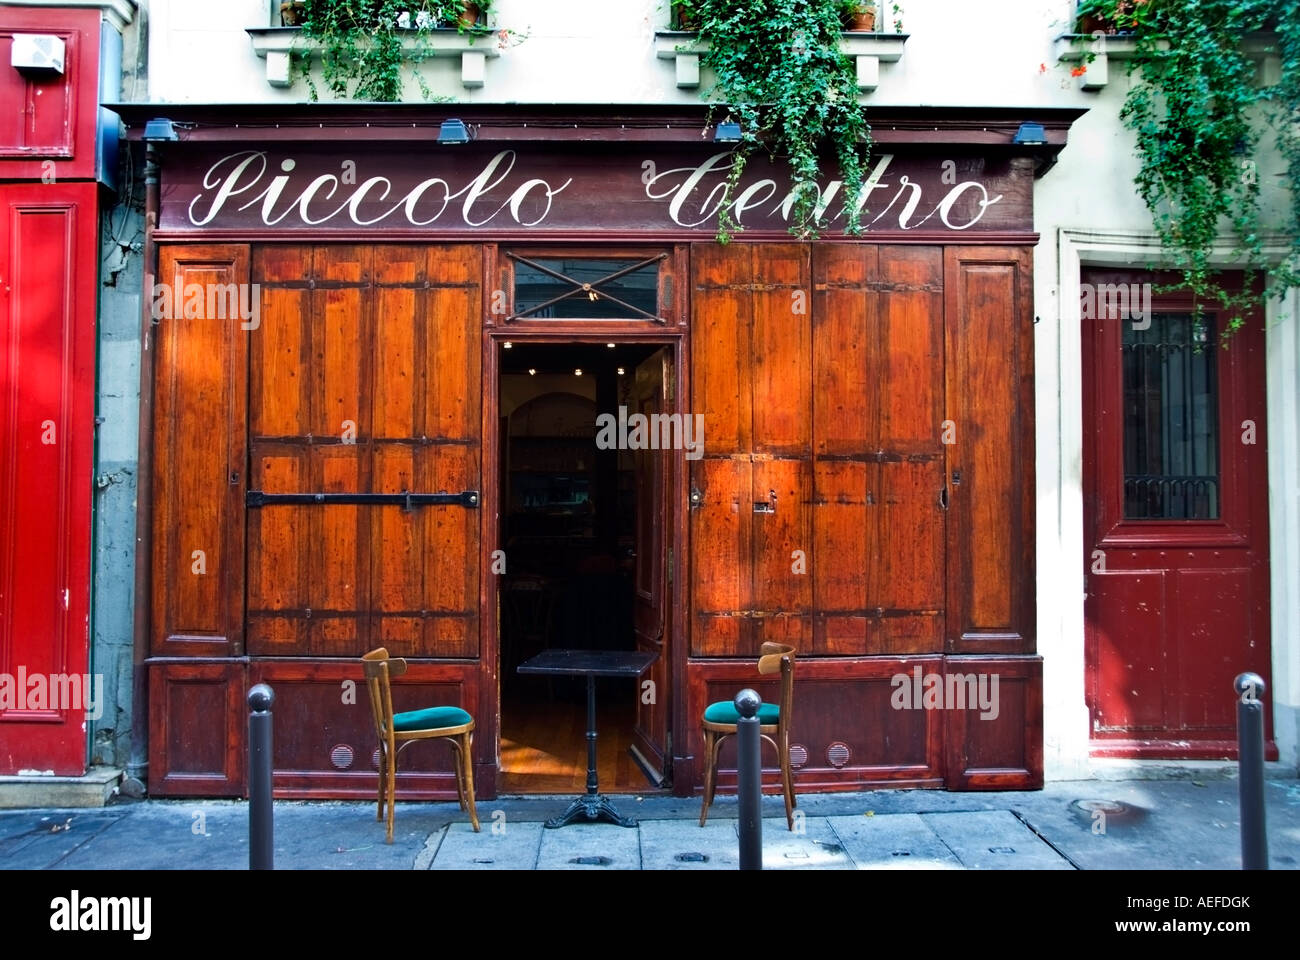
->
xmin=500 ymin=694 xmax=661 ymax=794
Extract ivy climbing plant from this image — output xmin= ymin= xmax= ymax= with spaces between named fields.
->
xmin=296 ymin=0 xmax=493 ymax=102
xmin=684 ymin=0 xmax=872 ymax=241
xmin=1076 ymin=0 xmax=1300 ymax=336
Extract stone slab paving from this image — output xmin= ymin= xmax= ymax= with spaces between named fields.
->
xmin=427 ymin=820 xmax=545 ymax=870
xmin=920 ymin=810 xmax=1074 ymax=869
xmin=825 ymin=813 xmax=963 ymax=869
xmin=534 ymin=821 xmax=643 ymax=870
xmin=422 ymin=810 xmax=1072 ymax=869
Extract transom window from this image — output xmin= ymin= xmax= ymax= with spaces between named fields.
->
xmin=509 ymin=253 xmax=665 ymax=321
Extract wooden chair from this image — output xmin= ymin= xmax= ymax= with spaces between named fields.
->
xmin=361 ymin=647 xmax=480 ymax=842
xmin=699 ymin=642 xmax=797 ymax=829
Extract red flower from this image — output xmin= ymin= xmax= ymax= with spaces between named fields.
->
xmin=1071 ymin=65 xmax=1087 ymax=77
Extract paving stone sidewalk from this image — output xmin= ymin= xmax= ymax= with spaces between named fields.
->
xmin=2 ymin=778 xmax=1298 ymax=870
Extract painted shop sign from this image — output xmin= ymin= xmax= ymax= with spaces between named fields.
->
xmin=159 ymin=145 xmax=1031 ymax=237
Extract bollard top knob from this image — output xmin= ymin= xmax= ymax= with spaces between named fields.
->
xmin=248 ymin=683 xmax=275 ymax=712
xmin=1234 ymin=673 xmax=1265 ymax=698
xmin=734 ymin=688 xmax=762 ymax=719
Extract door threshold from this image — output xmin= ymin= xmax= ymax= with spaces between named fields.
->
xmin=628 ymin=744 xmax=665 ymax=788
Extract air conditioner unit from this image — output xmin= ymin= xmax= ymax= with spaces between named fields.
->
xmin=11 ymin=34 xmax=66 ymax=76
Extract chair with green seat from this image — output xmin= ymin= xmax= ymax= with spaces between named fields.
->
xmin=362 ymin=647 xmax=480 ymax=843
xmin=698 ymin=641 xmax=797 ymax=829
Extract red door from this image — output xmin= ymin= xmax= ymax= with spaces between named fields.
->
xmin=1083 ymin=269 xmax=1274 ymax=757
xmin=0 ymin=183 xmax=97 ymax=775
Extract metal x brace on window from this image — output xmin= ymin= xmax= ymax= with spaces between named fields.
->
xmin=507 ymin=252 xmax=667 ymax=321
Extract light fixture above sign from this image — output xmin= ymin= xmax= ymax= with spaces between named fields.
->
xmin=438 ymin=118 xmax=470 ymax=144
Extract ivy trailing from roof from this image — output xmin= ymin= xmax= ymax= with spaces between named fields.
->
xmin=1076 ymin=0 xmax=1300 ymax=335
xmin=680 ymin=0 xmax=872 ymax=242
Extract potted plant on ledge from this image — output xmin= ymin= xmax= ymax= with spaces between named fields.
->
xmin=840 ymin=0 xmax=877 ymax=31
xmin=671 ymin=0 xmax=701 ymax=31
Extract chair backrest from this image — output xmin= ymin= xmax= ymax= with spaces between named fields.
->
xmin=757 ymin=642 xmax=795 ymax=733
xmin=362 ymin=647 xmax=408 ymax=742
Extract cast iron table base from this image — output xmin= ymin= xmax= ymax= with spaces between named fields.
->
xmin=516 ymin=649 xmax=658 ymax=829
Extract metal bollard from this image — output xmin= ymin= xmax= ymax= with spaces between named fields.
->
xmin=735 ymin=688 xmax=763 ymax=871
xmin=248 ymin=683 xmax=275 ymax=871
xmin=1233 ymin=672 xmax=1268 ymax=870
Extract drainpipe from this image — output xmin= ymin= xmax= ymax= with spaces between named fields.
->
xmin=122 ymin=140 xmax=159 ymax=796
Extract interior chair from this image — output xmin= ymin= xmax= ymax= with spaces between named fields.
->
xmin=698 ymin=642 xmax=797 ymax=829
xmin=362 ymin=647 xmax=480 ymax=843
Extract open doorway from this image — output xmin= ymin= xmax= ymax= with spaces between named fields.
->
xmin=497 ymin=340 xmax=675 ymax=793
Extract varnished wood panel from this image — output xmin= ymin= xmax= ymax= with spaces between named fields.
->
xmin=147 ymin=660 xmax=246 ymax=796
xmin=151 ymin=245 xmax=249 ymax=657
xmin=685 ymin=656 xmax=945 ymax=792
xmin=809 ymin=245 xmax=945 ymax=656
xmin=249 ymin=658 xmax=480 ymax=798
xmin=690 ymin=244 xmax=810 ymax=657
xmin=944 ymin=247 xmax=1034 ymax=654
xmin=943 ymin=655 xmax=1042 ymax=789
xmin=247 ymin=244 xmax=482 ymax=659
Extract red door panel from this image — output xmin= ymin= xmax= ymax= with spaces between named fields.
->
xmin=0 ymin=182 xmax=97 ymax=775
xmin=1082 ymin=269 xmax=1273 ymax=758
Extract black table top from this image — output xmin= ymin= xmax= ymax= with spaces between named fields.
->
xmin=516 ymin=649 xmax=657 ymax=678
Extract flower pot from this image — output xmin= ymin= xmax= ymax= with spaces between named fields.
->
xmin=844 ymin=6 xmax=877 ymax=31
xmin=672 ymin=6 xmax=699 ymax=30
xmin=458 ymin=2 xmax=483 ymax=29
xmin=279 ymin=0 xmax=307 ymax=27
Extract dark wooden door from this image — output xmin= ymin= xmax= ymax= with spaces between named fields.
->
xmin=246 ymin=244 xmax=483 ymax=660
xmin=630 ymin=348 xmax=672 ymax=782
xmin=1082 ymin=269 xmax=1273 ymax=756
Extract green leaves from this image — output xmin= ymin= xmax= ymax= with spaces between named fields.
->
xmin=297 ymin=0 xmax=484 ymax=101
xmin=1089 ymin=0 xmax=1300 ymax=333
xmin=694 ymin=0 xmax=872 ymax=241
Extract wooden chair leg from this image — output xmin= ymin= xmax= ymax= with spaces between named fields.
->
xmin=451 ymin=739 xmax=468 ymax=811
xmin=385 ymin=748 xmax=398 ymax=844
xmin=376 ymin=745 xmax=386 ymax=821
xmin=698 ymin=730 xmax=714 ymax=826
xmin=461 ymin=732 xmax=480 ymax=832
xmin=781 ymin=739 xmax=795 ymax=831
xmin=784 ymin=732 xmax=797 ymax=812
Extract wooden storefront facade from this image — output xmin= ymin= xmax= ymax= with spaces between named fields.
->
xmin=124 ymin=104 xmax=1082 ymax=799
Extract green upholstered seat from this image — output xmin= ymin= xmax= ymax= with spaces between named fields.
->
xmin=703 ymin=700 xmax=780 ymax=725
xmin=391 ymin=705 xmax=473 ymax=732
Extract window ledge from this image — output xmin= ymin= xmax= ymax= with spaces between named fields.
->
xmin=247 ymin=26 xmax=502 ymax=89
xmin=654 ymin=30 xmax=908 ymax=92
xmin=1054 ymin=31 xmax=1280 ymax=91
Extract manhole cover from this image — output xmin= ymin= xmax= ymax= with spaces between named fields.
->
xmin=330 ymin=744 xmax=354 ymax=770
xmin=569 ymin=855 xmax=613 ymax=866
xmin=1070 ymin=798 xmax=1145 ymax=825
xmin=1074 ymin=799 xmax=1127 ymax=815
xmin=675 ymin=852 xmax=709 ymax=863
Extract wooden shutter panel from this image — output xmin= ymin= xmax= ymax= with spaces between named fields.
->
xmin=690 ymin=243 xmax=811 ymax=656
xmin=811 ymin=245 xmax=945 ymax=655
xmin=151 ymin=244 xmax=249 ymax=657
xmin=943 ymin=246 xmax=1035 ymax=653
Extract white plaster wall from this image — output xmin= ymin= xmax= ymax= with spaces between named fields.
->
xmin=142 ymin=0 xmax=1300 ymax=775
